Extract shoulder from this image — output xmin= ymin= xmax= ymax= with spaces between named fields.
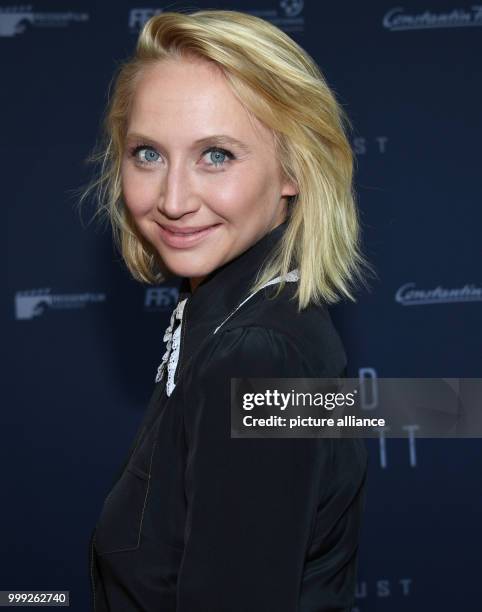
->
xmin=184 ymin=321 xmax=343 ymax=396
xmin=216 ymin=282 xmax=347 ymax=377
xmin=184 ymin=326 xmax=307 ymax=387
xmin=181 ymin=284 xmax=347 ymax=402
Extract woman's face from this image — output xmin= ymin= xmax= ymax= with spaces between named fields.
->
xmin=121 ymin=56 xmax=297 ymax=291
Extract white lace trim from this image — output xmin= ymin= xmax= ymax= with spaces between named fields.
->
xmin=154 ymin=297 xmax=187 ymax=395
xmin=155 ymin=268 xmax=299 ymax=397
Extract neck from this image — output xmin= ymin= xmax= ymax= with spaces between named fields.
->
xmin=189 ymin=277 xmax=204 ymax=293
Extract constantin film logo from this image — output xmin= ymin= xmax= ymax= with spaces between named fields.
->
xmin=128 ymin=1 xmax=304 ymax=34
xmin=14 ymin=289 xmax=106 ymax=320
xmin=395 ymin=283 xmax=482 ymax=305
xmin=383 ymin=5 xmax=482 ymax=31
xmin=0 ymin=4 xmax=89 ymax=37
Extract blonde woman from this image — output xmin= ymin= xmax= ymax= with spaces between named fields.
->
xmin=82 ymin=9 xmax=374 ymax=611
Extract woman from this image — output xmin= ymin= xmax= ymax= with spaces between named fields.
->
xmin=82 ymin=9 xmax=374 ymax=612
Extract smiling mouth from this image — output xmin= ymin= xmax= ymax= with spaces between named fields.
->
xmin=157 ymin=223 xmax=221 ymax=248
xmin=163 ymin=227 xmax=212 ymax=236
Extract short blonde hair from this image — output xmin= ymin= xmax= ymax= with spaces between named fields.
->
xmin=77 ymin=9 xmax=376 ymax=311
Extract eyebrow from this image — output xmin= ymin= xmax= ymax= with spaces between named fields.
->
xmin=125 ymin=132 xmax=252 ymax=153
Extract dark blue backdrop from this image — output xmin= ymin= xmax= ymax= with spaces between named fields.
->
xmin=4 ymin=1 xmax=481 ymax=610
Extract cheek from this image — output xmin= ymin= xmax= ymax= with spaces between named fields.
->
xmin=121 ymin=165 xmax=157 ymax=217
xmin=209 ymin=167 xmax=273 ymax=216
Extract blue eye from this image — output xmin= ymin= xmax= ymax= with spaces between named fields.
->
xmin=203 ymin=147 xmax=234 ymax=167
xmin=130 ymin=145 xmax=160 ymax=165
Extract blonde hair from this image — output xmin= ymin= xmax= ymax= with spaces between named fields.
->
xmin=76 ymin=9 xmax=376 ymax=311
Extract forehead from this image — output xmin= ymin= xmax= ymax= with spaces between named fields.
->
xmin=127 ymin=57 xmax=273 ymax=148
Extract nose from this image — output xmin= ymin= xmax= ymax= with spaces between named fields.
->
xmin=156 ymin=158 xmax=199 ymax=218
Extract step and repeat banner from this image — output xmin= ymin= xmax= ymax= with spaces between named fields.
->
xmin=4 ymin=1 xmax=481 ymax=610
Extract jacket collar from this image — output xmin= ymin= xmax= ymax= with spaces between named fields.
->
xmin=176 ymin=219 xmax=290 ymax=331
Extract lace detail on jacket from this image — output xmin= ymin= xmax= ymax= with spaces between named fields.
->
xmin=154 ymin=297 xmax=187 ymax=396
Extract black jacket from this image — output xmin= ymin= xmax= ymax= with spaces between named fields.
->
xmin=89 ymin=220 xmax=368 ymax=611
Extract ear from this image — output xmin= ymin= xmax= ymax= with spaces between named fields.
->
xmin=280 ymin=177 xmax=298 ymax=199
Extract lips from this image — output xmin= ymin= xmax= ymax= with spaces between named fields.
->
xmin=157 ymin=222 xmax=221 ymax=248
xmin=160 ymin=224 xmax=216 ymax=235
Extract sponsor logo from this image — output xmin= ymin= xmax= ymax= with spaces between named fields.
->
xmin=395 ymin=282 xmax=482 ymax=305
xmin=144 ymin=286 xmax=179 ymax=311
xmin=0 ymin=4 xmax=89 ymax=37
xmin=128 ymin=7 xmax=163 ymax=34
xmin=383 ymin=5 xmax=482 ymax=31
xmin=248 ymin=0 xmax=305 ymax=33
xmin=14 ymin=288 xmax=106 ymax=320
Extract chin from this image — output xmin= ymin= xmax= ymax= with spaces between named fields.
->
xmin=160 ymin=256 xmax=216 ymax=280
